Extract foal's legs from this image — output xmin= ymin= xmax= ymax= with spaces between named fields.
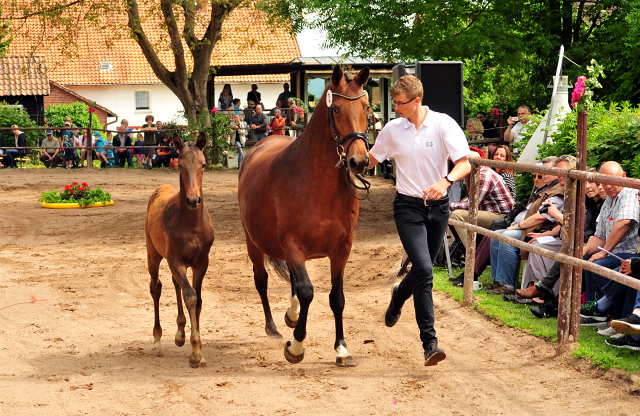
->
xmin=329 ymin=253 xmax=355 ymax=367
xmin=172 ymin=278 xmax=186 ymax=347
xmin=147 ymin=245 xmax=163 ymax=353
xmin=168 ymin=259 xmax=204 ymax=368
xmin=284 ymin=258 xmax=313 ymax=364
xmin=190 ymin=257 xmax=209 ymax=366
xmin=247 ymin=238 xmax=281 ymax=337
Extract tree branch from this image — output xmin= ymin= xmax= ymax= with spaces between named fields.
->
xmin=0 ymin=0 xmax=85 ymax=21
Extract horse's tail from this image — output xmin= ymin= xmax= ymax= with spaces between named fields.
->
xmin=267 ymin=257 xmax=290 ymax=282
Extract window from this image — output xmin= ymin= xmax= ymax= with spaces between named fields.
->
xmin=135 ymin=91 xmax=150 ymax=110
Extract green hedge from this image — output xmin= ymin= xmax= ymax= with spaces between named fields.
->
xmin=0 ymin=104 xmax=39 ymax=147
xmin=44 ymin=102 xmax=102 ymax=131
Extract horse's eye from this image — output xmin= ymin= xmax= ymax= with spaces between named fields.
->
xmin=333 ymin=107 xmax=340 ymax=114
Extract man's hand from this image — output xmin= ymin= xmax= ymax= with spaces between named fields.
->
xmin=423 ymin=179 xmax=450 ymax=201
xmin=620 ymin=259 xmax=633 ymax=275
xmin=49 ymin=156 xmax=53 ymax=161
xmin=588 ymin=250 xmax=607 ymax=263
xmin=251 ymin=124 xmax=256 ymax=129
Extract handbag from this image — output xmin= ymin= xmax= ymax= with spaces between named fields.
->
xmin=490 ymin=202 xmax=527 ymax=231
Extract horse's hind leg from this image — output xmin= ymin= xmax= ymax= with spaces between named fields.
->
xmin=284 ymin=258 xmax=313 ymax=364
xmin=247 ymin=238 xmax=281 ymax=337
xmin=147 ymin=247 xmax=163 ymax=354
xmin=285 ymin=268 xmax=299 ymax=329
xmin=172 ymin=278 xmax=186 ymax=347
xmin=329 ymin=254 xmax=355 ymax=367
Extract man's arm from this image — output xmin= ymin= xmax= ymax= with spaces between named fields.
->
xmin=425 ymin=156 xmax=471 ymax=201
xmin=588 ymin=219 xmax=633 ymax=262
xmin=507 ymin=212 xmax=547 ymax=230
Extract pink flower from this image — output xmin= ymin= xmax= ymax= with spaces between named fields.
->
xmin=88 ymin=107 xmax=96 ymax=113
xmin=211 ymin=107 xmax=218 ymax=114
xmin=571 ymin=76 xmax=586 ymax=108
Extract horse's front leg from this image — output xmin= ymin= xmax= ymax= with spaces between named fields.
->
xmin=284 ymin=256 xmax=313 ymax=364
xmin=147 ymin=245 xmax=163 ymax=354
xmin=191 ymin=256 xmax=209 ymax=367
xmin=168 ymin=259 xmax=204 ymax=368
xmin=330 ymin=252 xmax=356 ymax=367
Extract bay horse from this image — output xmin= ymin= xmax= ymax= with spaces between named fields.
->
xmin=238 ymin=66 xmax=370 ymax=366
xmin=145 ymin=132 xmax=214 ymax=368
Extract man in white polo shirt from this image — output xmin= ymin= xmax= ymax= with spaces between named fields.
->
xmin=367 ymin=75 xmax=471 ymax=366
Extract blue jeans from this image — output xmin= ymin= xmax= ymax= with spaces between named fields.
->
xmin=584 ymin=253 xmax=634 ymax=303
xmin=255 ymin=132 xmax=268 ymax=142
xmin=391 ymin=198 xmax=450 ymax=350
xmin=490 ymin=229 xmax=522 ymax=289
xmin=4 ymin=149 xmax=18 ymax=167
xmin=117 ymin=149 xmax=133 ymax=167
xmin=235 ymin=140 xmax=244 ymax=167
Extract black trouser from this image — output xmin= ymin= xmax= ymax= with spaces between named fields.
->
xmin=155 ymin=155 xmax=171 ymax=168
xmin=392 ymin=197 xmax=450 ymax=350
xmin=40 ymin=154 xmax=62 ymax=168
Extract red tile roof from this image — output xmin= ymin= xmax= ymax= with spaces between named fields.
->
xmin=0 ymin=55 xmax=50 ymax=96
xmin=7 ymin=8 xmax=300 ymax=85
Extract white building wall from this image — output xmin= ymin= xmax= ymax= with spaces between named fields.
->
xmin=68 ymin=82 xmax=290 ymax=127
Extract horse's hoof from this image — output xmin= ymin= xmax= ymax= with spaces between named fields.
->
xmin=175 ymin=332 xmax=186 ymax=347
xmin=335 ymin=355 xmax=356 ymax=367
xmin=189 ymin=355 xmax=202 ymax=368
xmin=266 ymin=325 xmax=282 ymax=338
xmin=284 ymin=312 xmax=298 ymax=329
xmin=152 ymin=341 xmax=163 ymax=356
xmin=199 ymin=357 xmax=207 ymax=367
xmin=284 ymin=341 xmax=304 ymax=364
xmin=268 ymin=332 xmax=284 ymax=339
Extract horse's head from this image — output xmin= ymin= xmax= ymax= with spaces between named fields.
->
xmin=325 ymin=65 xmax=371 ymax=176
xmin=174 ymin=132 xmax=207 ymax=210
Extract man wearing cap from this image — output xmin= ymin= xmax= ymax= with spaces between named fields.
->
xmin=368 ymin=74 xmax=471 ymax=367
xmin=250 ymin=104 xmax=269 ymax=143
xmin=448 ymin=146 xmax=515 ymax=251
xmin=40 ymin=130 xmax=62 ymax=168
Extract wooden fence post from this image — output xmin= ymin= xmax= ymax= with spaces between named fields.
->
xmin=463 ymin=161 xmax=479 ymax=306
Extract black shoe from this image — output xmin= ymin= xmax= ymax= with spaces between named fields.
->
xmin=424 ymin=343 xmax=446 ymax=366
xmin=610 ymin=314 xmax=640 ymax=337
xmin=530 ymin=304 xmax=558 ymax=319
xmin=384 ymin=283 xmax=402 ymax=327
xmin=579 ymin=301 xmax=608 ymax=325
xmin=504 ymin=294 xmax=536 ymax=305
xmin=449 ymin=271 xmax=464 ymax=283
xmin=605 ymin=334 xmax=640 ymax=351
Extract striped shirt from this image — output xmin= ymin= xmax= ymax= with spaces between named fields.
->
xmin=450 ymin=165 xmax=515 ymax=213
xmin=500 ymin=171 xmax=517 ymax=200
xmin=595 ymin=187 xmax=640 ymax=255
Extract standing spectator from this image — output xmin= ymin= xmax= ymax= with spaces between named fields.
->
xmin=244 ymin=100 xmax=256 ymax=125
xmin=250 ymin=104 xmax=269 ymax=143
xmin=4 ymin=125 xmax=28 ymax=168
xmin=79 ymin=128 xmax=100 ymax=167
xmin=268 ymin=109 xmax=285 ymax=136
xmin=269 ymin=100 xmax=283 ymax=117
xmin=39 ymin=129 xmax=62 ymax=168
xmin=466 ymin=117 xmax=484 ymax=142
xmin=294 ymin=108 xmax=306 ymax=136
xmin=449 ymin=148 xmax=515 ymax=251
xmin=113 ymin=126 xmax=133 ymax=167
xmin=227 ymin=113 xmax=247 ymax=167
xmin=142 ymin=115 xmax=157 ymax=169
xmin=61 ymin=122 xmax=76 ymax=169
xmin=232 ymin=98 xmax=242 ymax=115
xmin=155 ymin=120 xmax=164 ymax=144
xmin=217 ymin=84 xmax=234 ymax=112
xmin=247 ymin=84 xmax=262 ymax=108
xmin=121 ymin=119 xmax=133 ymax=133
xmin=477 ymin=112 xmax=497 ymax=138
xmin=105 ymin=131 xmax=115 ymax=165
xmin=277 ymin=82 xmax=293 ymax=105
xmin=134 ymin=133 xmax=145 ymax=167
xmin=284 ymin=97 xmax=296 ymax=136
xmin=504 ymin=105 xmax=531 ymax=153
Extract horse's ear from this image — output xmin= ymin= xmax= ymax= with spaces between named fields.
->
xmin=173 ymin=133 xmax=183 ymax=151
xmin=355 ymin=66 xmax=370 ymax=87
xmin=331 ymin=65 xmax=343 ymax=86
xmin=196 ymin=132 xmax=207 ymax=150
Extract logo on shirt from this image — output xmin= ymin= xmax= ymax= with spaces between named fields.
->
xmin=425 ymin=142 xmax=434 ymax=147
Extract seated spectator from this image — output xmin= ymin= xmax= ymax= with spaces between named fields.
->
xmin=4 ymin=125 xmax=28 ymax=168
xmin=491 ymin=145 xmax=516 ymax=200
xmin=93 ymin=132 xmax=110 ymax=168
xmin=155 ymin=132 xmax=172 ymax=168
xmin=449 ymin=159 xmax=551 ymax=287
xmin=608 ymin=249 xmax=640 ymax=350
xmin=466 ymin=117 xmax=484 ymax=142
xmin=268 ymin=109 xmax=286 ymax=136
xmin=449 ymin=148 xmax=515 ymax=252
xmin=580 ymin=161 xmax=640 ymax=325
xmin=134 ymin=133 xmax=145 ymax=167
xmin=227 ymin=113 xmax=247 ymax=167
xmin=141 ymin=114 xmax=157 ymax=170
xmin=39 ymin=129 xmax=62 ymax=168
xmin=113 ymin=126 xmax=133 ymax=167
xmin=488 ymin=156 xmax=565 ymax=294
xmin=105 ymin=131 xmax=115 ymax=165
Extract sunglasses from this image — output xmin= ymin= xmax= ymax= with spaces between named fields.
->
xmin=533 ymin=174 xmax=544 ymax=179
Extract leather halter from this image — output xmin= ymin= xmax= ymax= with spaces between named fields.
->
xmin=327 ymin=89 xmax=371 ymax=200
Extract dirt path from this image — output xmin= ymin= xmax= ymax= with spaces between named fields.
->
xmin=0 ymin=168 xmax=639 ymax=415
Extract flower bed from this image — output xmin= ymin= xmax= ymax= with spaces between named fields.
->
xmin=39 ymin=182 xmax=113 ymax=208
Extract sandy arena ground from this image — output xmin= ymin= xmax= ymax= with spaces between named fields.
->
xmin=1 ymin=168 xmax=640 ymax=415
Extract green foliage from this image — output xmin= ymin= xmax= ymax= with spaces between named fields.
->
xmin=171 ymin=110 xmax=231 ymax=166
xmin=44 ymin=102 xmax=102 ymax=131
xmin=39 ymin=182 xmax=112 ymax=207
xmin=0 ymin=103 xmax=39 ymax=147
xmin=0 ymin=7 xmax=11 ymax=56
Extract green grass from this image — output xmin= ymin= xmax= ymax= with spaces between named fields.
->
xmin=433 ymin=266 xmax=640 ymax=376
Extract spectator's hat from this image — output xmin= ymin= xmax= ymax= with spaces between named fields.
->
xmin=93 ymin=131 xmax=101 ymax=138
xmin=247 ymin=100 xmax=256 ymax=108
xmin=46 ymin=129 xmax=53 ymax=135
xmin=65 ymin=121 xmax=71 ymax=126
xmin=468 ymin=146 xmax=486 ymax=159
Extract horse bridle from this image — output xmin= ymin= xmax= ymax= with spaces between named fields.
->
xmin=327 ymin=89 xmax=371 ymax=200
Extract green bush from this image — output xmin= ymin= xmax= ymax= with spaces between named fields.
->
xmin=167 ymin=110 xmax=231 ymax=166
xmin=0 ymin=103 xmax=39 ymax=147
xmin=44 ymin=102 xmax=102 ymax=131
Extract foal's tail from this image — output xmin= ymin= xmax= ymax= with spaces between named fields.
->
xmin=267 ymin=257 xmax=290 ymax=282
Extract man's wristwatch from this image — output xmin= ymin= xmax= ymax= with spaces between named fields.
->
xmin=445 ymin=174 xmax=455 ymax=185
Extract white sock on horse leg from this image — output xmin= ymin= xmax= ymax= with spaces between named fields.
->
xmin=288 ymin=339 xmax=304 ymax=356
xmin=287 ymin=295 xmax=300 ymax=320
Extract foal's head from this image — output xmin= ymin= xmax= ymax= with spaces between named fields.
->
xmin=326 ymin=65 xmax=370 ymax=175
xmin=174 ymin=132 xmax=207 ymax=210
